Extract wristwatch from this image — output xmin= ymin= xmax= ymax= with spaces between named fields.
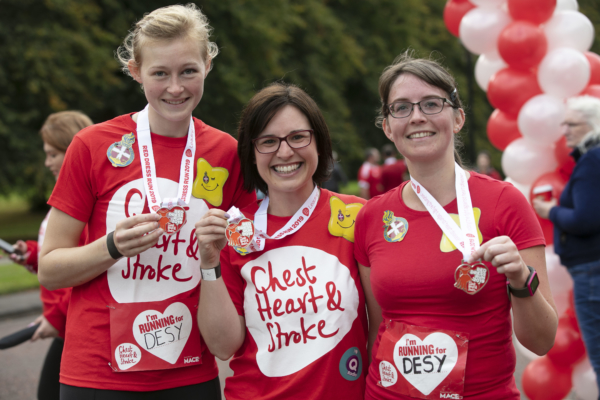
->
xmin=201 ymin=264 xmax=221 ymax=281
xmin=507 ymin=265 xmax=539 ymax=299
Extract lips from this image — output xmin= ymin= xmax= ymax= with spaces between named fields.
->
xmin=163 ymin=98 xmax=188 ymax=105
xmin=273 ymin=163 xmax=301 ymax=173
xmin=408 ymin=131 xmax=435 ymax=139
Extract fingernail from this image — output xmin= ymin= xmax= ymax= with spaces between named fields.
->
xmin=27 ymin=322 xmax=35 ymax=327
xmin=224 ymin=213 xmax=231 ymax=219
xmin=154 ymin=222 xmax=159 ymax=228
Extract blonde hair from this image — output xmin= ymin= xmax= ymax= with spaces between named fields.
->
xmin=116 ymin=4 xmax=219 ymax=76
xmin=40 ymin=111 xmax=93 ymax=152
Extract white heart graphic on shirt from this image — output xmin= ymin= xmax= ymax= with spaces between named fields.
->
xmin=132 ymin=302 xmax=192 ymax=364
xmin=114 ymin=343 xmax=141 ymax=370
xmin=393 ymin=333 xmax=458 ymax=396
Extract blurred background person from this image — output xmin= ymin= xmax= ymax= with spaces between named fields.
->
xmin=380 ymin=143 xmax=407 ymax=193
xmin=8 ymin=110 xmax=92 ymax=400
xmin=358 ymin=147 xmax=383 ymax=199
xmin=322 ymin=150 xmax=348 ymax=193
xmin=534 ymin=95 xmax=600 ymax=394
xmin=474 ymin=150 xmax=501 ymax=180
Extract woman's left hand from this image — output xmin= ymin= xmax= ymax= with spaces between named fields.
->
xmin=532 ymin=198 xmax=557 ymax=220
xmin=30 ymin=315 xmax=59 ymax=342
xmin=466 ymin=236 xmax=529 ymax=287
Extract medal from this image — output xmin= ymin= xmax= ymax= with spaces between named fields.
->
xmin=411 ymin=163 xmax=487 ymax=294
xmin=226 ymin=218 xmax=255 ymax=253
xmin=136 ymin=105 xmax=195 ymax=235
xmin=107 ymin=133 xmax=136 ymax=167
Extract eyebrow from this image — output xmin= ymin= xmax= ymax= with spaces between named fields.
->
xmin=147 ymin=62 xmax=201 ymax=70
xmin=257 ymin=129 xmax=311 ymax=137
xmin=389 ymin=95 xmax=444 ymax=103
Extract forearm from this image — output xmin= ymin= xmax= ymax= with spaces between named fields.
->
xmin=39 ymin=236 xmax=115 ymax=290
xmin=512 ymin=293 xmax=558 ymax=355
xmin=198 ymin=277 xmax=245 ymax=360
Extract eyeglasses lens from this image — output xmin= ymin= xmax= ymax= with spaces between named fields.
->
xmin=390 ymin=98 xmax=444 ymax=118
xmin=255 ymin=131 xmax=312 ymax=154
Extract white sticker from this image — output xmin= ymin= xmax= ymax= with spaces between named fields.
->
xmin=379 ymin=360 xmax=398 ymax=387
xmin=115 ymin=343 xmax=141 ymax=370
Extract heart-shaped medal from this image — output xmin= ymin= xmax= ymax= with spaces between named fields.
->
xmin=226 ymin=218 xmax=255 ymax=248
xmin=454 ymin=261 xmax=489 ymax=295
xmin=156 ymin=205 xmax=187 ymax=235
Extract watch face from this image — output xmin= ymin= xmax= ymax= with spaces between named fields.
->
xmin=529 ymin=272 xmax=540 ymax=296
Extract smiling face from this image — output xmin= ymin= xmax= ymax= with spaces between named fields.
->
xmin=129 ymin=35 xmax=209 ymax=136
xmin=382 ymin=74 xmax=464 ymax=165
xmin=43 ymin=142 xmax=65 ymax=180
xmin=562 ymin=109 xmax=591 ymax=148
xmin=254 ymin=105 xmax=318 ymax=200
xmin=328 ymin=196 xmax=363 ymax=242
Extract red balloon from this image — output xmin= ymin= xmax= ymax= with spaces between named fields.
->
xmin=488 ymin=68 xmax=543 ymax=117
xmin=507 ymin=0 xmax=556 ymax=25
xmin=522 ymin=356 xmax=572 ymax=400
xmin=498 ymin=21 xmax=547 ymax=71
xmin=486 ymin=109 xmax=522 ymax=151
xmin=547 ymin=317 xmax=586 ymax=368
xmin=529 ymin=171 xmax=567 ymax=204
xmin=581 ymin=84 xmax=600 ymax=98
xmin=555 ymin=136 xmax=576 ymax=180
xmin=444 ymin=0 xmax=476 ymax=37
xmin=585 ymin=52 xmax=600 ymax=86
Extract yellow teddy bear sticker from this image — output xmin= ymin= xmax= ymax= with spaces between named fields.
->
xmin=192 ymin=158 xmax=229 ymax=207
xmin=440 ymin=207 xmax=483 ymax=252
xmin=328 ymin=196 xmax=363 ymax=243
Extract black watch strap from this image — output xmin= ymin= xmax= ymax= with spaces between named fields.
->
xmin=107 ymin=231 xmax=124 ymax=260
xmin=507 ymin=265 xmax=539 ymax=299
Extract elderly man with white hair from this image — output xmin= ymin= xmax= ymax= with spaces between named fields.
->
xmin=534 ymin=95 xmax=600 ymax=395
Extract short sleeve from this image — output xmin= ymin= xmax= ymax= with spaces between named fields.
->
xmin=354 ymin=205 xmax=371 ymax=267
xmin=220 ymin=248 xmax=246 ymax=316
xmin=48 ymin=135 xmax=95 ymax=223
xmin=493 ymin=184 xmax=545 ymax=250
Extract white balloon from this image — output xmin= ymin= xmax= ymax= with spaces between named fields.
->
xmin=501 ymin=138 xmax=557 ymax=185
xmin=544 ymin=10 xmax=594 ymax=52
xmin=538 ymin=48 xmax=590 ymax=99
xmin=469 ymin=0 xmax=505 ymax=8
xmin=545 ymin=245 xmax=573 ymax=317
xmin=475 ymin=52 xmax=507 ymax=92
xmin=504 ymin=177 xmax=532 ymax=202
xmin=518 ymin=95 xmax=566 ymax=146
xmin=573 ymin=358 xmax=599 ymax=400
xmin=556 ymin=0 xmax=578 ymax=11
xmin=459 ymin=7 xmax=511 ymax=55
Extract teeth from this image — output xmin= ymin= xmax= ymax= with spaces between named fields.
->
xmin=274 ymin=163 xmax=301 ymax=173
xmin=409 ymin=132 xmax=434 ymax=139
xmin=165 ymin=99 xmax=185 ymax=105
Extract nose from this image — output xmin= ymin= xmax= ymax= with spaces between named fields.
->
xmin=276 ymin=139 xmax=295 ymax=158
xmin=167 ymin=75 xmax=184 ymax=96
xmin=44 ymin=155 xmax=52 ymax=168
xmin=409 ymin=104 xmax=427 ymax=123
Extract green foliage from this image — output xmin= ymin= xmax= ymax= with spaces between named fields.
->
xmin=1 ymin=0 xmax=599 ymax=206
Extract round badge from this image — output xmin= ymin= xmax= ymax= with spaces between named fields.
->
xmin=339 ymin=347 xmax=362 ymax=381
xmin=156 ymin=205 xmax=187 ymax=235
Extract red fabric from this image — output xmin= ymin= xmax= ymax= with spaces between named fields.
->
xmin=221 ymin=189 xmax=368 ymax=400
xmin=354 ymin=172 xmax=545 ymax=400
xmin=24 ymin=240 xmax=38 ymax=271
xmin=381 ymin=160 xmax=407 ymax=193
xmin=48 ymin=114 xmax=255 ymax=391
xmin=358 ymin=162 xmax=383 ymax=198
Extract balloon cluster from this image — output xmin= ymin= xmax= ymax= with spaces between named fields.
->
xmin=443 ymin=1 xmax=600 ymax=398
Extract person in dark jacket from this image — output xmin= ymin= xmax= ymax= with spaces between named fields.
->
xmin=534 ymin=95 xmax=600 ymax=395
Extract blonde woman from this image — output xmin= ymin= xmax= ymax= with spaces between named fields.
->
xmin=39 ymin=4 xmax=254 ymax=399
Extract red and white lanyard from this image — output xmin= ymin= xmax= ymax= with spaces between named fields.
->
xmin=227 ymin=186 xmax=320 ymax=253
xmin=410 ymin=163 xmax=478 ymax=260
xmin=136 ymin=105 xmax=195 ymax=211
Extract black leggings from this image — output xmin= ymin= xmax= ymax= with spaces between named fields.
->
xmin=38 ymin=338 xmax=64 ymax=400
xmin=59 ymin=378 xmax=221 ymax=400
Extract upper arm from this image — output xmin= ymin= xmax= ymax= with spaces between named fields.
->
xmin=40 ymin=208 xmax=86 ymax=259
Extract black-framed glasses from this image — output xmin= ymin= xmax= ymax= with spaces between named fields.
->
xmin=252 ymin=130 xmax=313 ymax=154
xmin=386 ymin=98 xmax=456 ymax=119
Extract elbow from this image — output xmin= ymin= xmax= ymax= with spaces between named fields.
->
xmin=213 ymin=348 xmax=235 ymax=361
xmin=37 ymin=259 xmax=59 ymax=290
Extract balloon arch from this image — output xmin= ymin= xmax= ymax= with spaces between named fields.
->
xmin=443 ymin=0 xmax=599 ymax=399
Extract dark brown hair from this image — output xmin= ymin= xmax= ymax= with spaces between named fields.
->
xmin=40 ymin=111 xmax=93 ymax=152
xmin=376 ymin=51 xmax=465 ymax=165
xmin=237 ymin=82 xmax=333 ymax=194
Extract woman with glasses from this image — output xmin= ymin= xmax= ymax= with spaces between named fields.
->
xmin=195 ymin=82 xmax=368 ymax=399
xmin=534 ymin=95 xmax=600 ymax=394
xmin=353 ymin=53 xmax=557 ymax=399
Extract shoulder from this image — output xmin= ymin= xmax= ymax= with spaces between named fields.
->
xmin=469 ymin=171 xmax=520 ymax=199
xmin=578 ymin=146 xmax=600 ymax=169
xmin=323 ymin=189 xmax=367 ymax=206
xmin=75 ymin=114 xmax=136 ymax=145
xmin=239 ymin=200 xmax=260 ymax=218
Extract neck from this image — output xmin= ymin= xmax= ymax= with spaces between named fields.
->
xmin=403 ymin=153 xmax=464 ymax=210
xmin=132 ymin=107 xmax=191 ymax=138
xmin=267 ymin=183 xmax=316 ymax=217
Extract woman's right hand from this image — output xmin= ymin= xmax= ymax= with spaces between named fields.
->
xmin=111 ymin=213 xmax=163 ymax=258
xmin=194 ymin=210 xmax=229 ymax=267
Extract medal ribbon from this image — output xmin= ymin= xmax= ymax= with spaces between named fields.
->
xmin=410 ymin=163 xmax=478 ymax=260
xmin=227 ymin=186 xmax=320 ymax=253
xmin=136 ymin=105 xmax=196 ymax=212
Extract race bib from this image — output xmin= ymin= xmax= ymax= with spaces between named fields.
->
xmin=376 ymin=321 xmax=469 ymax=399
xmin=109 ymin=296 xmax=202 ymax=372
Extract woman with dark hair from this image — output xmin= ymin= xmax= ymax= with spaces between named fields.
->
xmin=354 ymin=53 xmax=557 ymax=399
xmin=195 ymin=82 xmax=368 ymax=399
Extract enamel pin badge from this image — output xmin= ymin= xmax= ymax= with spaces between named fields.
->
xmin=107 ymin=133 xmax=136 ymax=167
xmin=382 ymin=211 xmax=408 ymax=243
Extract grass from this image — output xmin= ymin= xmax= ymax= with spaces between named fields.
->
xmin=339 ymin=180 xmax=360 ymax=197
xmin=0 ymin=262 xmax=40 ymax=295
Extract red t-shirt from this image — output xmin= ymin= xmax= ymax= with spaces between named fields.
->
xmin=358 ymin=162 xmax=383 ymax=198
xmin=48 ymin=114 xmax=255 ymax=391
xmin=354 ymin=172 xmax=545 ymax=400
xmin=381 ymin=160 xmax=407 ymax=193
xmin=221 ymin=189 xmax=368 ymax=400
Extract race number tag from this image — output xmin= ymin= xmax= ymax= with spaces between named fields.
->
xmin=109 ymin=296 xmax=202 ymax=372
xmin=376 ymin=321 xmax=469 ymax=399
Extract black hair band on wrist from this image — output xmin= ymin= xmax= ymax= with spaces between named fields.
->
xmin=107 ymin=231 xmax=124 ymax=260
